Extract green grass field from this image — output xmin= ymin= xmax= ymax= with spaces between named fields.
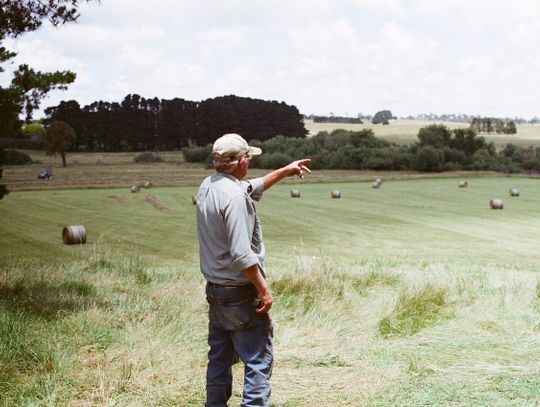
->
xmin=1 ymin=173 xmax=539 ymax=406
xmin=305 ymin=119 xmax=540 ymax=148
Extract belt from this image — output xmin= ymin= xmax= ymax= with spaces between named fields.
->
xmin=207 ymin=281 xmax=252 ymax=288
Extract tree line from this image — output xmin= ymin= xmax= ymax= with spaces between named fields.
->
xmin=44 ymin=94 xmax=307 ymax=152
xmin=470 ymin=117 xmax=517 ymax=134
xmin=405 ymin=113 xmax=537 ymax=125
xmin=183 ymin=124 xmax=540 ymax=173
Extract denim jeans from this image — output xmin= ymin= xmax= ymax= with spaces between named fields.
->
xmin=205 ymin=283 xmax=273 ymax=407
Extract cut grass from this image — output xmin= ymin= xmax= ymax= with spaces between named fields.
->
xmin=2 ymin=175 xmax=540 ymax=405
xmin=272 ymin=267 xmax=400 ymax=313
xmin=377 ymin=284 xmax=452 ymax=338
xmin=1 ymin=253 xmax=539 ymax=406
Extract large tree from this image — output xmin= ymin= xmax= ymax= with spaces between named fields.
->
xmin=0 ymin=0 xmax=97 ymax=136
xmin=0 ymin=146 xmax=8 ymax=199
xmin=44 ymin=120 xmax=75 ymax=167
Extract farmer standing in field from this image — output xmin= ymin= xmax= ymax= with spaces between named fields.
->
xmin=195 ymin=133 xmax=311 ymax=407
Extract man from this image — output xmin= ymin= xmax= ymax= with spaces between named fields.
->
xmin=195 ymin=133 xmax=311 ymax=407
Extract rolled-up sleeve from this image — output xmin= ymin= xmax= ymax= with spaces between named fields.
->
xmin=223 ymin=195 xmax=259 ymax=271
xmin=244 ymin=177 xmax=264 ymax=202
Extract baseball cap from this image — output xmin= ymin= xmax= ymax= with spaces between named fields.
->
xmin=212 ymin=133 xmax=263 ymax=161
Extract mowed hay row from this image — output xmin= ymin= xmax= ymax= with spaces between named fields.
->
xmin=3 ymin=189 xmax=540 ymax=404
xmin=3 ymin=178 xmax=540 ymax=265
xmin=377 ymin=284 xmax=452 ymax=338
xmin=263 ymin=178 xmax=540 ymax=265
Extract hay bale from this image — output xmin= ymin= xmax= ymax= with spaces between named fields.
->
xmin=144 ymin=181 xmax=153 ymax=188
xmin=290 ymin=189 xmax=301 ymax=198
xmin=458 ymin=181 xmax=468 ymax=188
xmin=130 ymin=185 xmax=140 ymax=193
xmin=62 ymin=225 xmax=86 ymax=245
xmin=372 ymin=181 xmax=381 ymax=189
xmin=331 ymin=190 xmax=341 ymax=199
xmin=509 ymin=188 xmax=520 ymax=197
xmin=490 ymin=198 xmax=503 ymax=209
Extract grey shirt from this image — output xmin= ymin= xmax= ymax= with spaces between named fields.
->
xmin=196 ymin=172 xmax=265 ymax=285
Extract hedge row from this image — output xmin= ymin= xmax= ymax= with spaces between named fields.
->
xmin=183 ymin=125 xmax=539 ymax=173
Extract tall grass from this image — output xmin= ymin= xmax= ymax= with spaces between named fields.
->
xmin=377 ymin=284 xmax=452 ymax=338
xmin=1 ymin=252 xmax=540 ymax=406
xmin=2 ymin=178 xmax=540 ymax=405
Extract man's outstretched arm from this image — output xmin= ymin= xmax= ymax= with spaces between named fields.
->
xmin=262 ymin=159 xmax=311 ymax=191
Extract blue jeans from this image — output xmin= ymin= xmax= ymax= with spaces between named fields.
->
xmin=205 ymin=283 xmax=273 ymax=407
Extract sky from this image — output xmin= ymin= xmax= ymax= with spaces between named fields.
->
xmin=4 ymin=0 xmax=540 ymax=119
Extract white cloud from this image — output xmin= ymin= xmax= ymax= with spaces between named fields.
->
xmin=288 ymin=20 xmax=362 ymax=54
xmin=348 ymin=0 xmax=405 ymax=14
xmin=371 ymin=22 xmax=438 ymax=67
xmin=45 ymin=24 xmax=166 ymax=57
xmin=509 ymin=22 xmax=540 ymax=43
xmin=198 ymin=26 xmax=248 ymax=48
xmin=2 ymin=38 xmax=90 ymax=86
xmin=118 ymin=45 xmax=163 ymax=69
xmin=4 ymin=0 xmax=540 ymax=118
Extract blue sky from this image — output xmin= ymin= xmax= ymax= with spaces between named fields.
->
xmin=4 ymin=0 xmax=540 ymax=118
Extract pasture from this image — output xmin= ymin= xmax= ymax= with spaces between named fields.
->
xmin=305 ymin=119 xmax=540 ymax=148
xmin=1 ymin=167 xmax=540 ymax=405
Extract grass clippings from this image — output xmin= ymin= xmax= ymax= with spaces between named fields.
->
xmin=378 ymin=284 xmax=452 ymax=338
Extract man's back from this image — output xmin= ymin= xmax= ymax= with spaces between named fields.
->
xmin=196 ymin=172 xmax=265 ymax=286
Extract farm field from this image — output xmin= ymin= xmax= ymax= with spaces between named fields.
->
xmin=1 ymin=176 xmax=540 ymax=406
xmin=1 ymin=149 xmax=517 ymax=192
xmin=305 ymin=119 xmax=540 ymax=148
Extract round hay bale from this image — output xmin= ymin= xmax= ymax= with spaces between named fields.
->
xmin=62 ymin=225 xmax=86 ymax=245
xmin=458 ymin=181 xmax=468 ymax=188
xmin=331 ymin=190 xmax=341 ymax=199
xmin=130 ymin=185 xmax=140 ymax=193
xmin=490 ymin=198 xmax=504 ymax=209
xmin=290 ymin=189 xmax=301 ymax=198
xmin=144 ymin=181 xmax=153 ymax=189
xmin=372 ymin=181 xmax=381 ymax=189
xmin=509 ymin=188 xmax=520 ymax=197
xmin=192 ymin=195 xmax=197 ymax=205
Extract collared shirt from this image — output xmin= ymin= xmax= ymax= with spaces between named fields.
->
xmin=195 ymin=172 xmax=265 ymax=285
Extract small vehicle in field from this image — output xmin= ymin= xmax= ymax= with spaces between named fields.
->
xmin=38 ymin=169 xmax=53 ymax=180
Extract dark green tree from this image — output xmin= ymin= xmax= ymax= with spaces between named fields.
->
xmin=0 ymin=145 xmax=8 ymax=198
xmin=417 ymin=124 xmax=452 ymax=148
xmin=44 ymin=120 xmax=75 ymax=167
xmin=44 ymin=100 xmax=85 ymax=148
xmin=371 ymin=110 xmax=394 ymax=124
xmin=415 ymin=145 xmax=444 ymax=172
xmin=504 ymin=121 xmax=517 ymax=134
xmin=0 ymin=0 xmax=97 ymax=137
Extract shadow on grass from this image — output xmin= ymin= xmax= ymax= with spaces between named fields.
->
xmin=0 ymin=279 xmax=105 ymax=320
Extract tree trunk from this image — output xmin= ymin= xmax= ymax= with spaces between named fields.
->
xmin=61 ymin=151 xmax=67 ymax=167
